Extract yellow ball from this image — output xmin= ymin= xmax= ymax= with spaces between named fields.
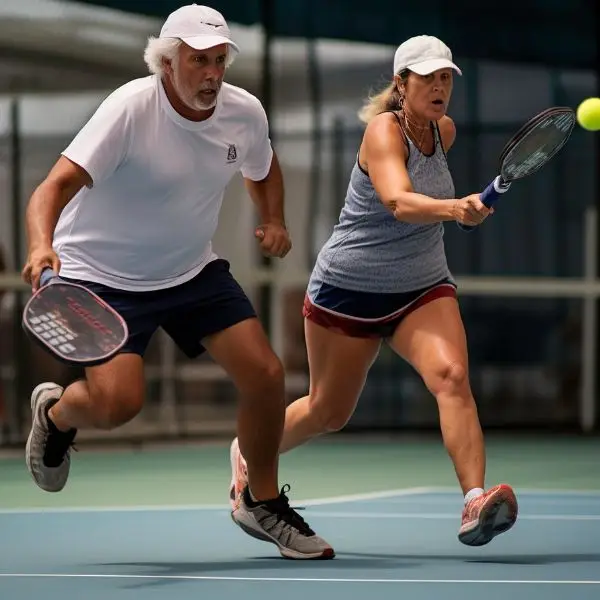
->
xmin=576 ymin=97 xmax=600 ymax=131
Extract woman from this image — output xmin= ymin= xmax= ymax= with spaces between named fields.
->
xmin=230 ymin=34 xmax=517 ymax=547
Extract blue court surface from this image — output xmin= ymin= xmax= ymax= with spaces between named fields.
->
xmin=1 ymin=488 xmax=599 ymax=600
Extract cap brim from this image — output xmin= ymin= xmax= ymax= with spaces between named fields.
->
xmin=408 ymin=58 xmax=462 ymax=76
xmin=180 ymin=35 xmax=240 ymax=55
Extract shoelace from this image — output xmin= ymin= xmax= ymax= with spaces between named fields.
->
xmin=43 ymin=429 xmax=77 ymax=468
xmin=263 ymin=485 xmax=315 ymax=536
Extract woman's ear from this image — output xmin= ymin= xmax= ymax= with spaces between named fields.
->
xmin=394 ymin=74 xmax=406 ymax=95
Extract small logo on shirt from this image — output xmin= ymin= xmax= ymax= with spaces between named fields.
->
xmin=227 ymin=144 xmax=237 ymax=163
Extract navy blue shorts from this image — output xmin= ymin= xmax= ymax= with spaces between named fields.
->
xmin=303 ymin=279 xmax=457 ymax=338
xmin=62 ymin=259 xmax=256 ymax=358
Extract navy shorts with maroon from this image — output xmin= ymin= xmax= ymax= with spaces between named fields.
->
xmin=303 ymin=278 xmax=457 ymax=338
xmin=62 ymin=259 xmax=256 ymax=358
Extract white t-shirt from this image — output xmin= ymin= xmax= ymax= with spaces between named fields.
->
xmin=53 ymin=75 xmax=273 ymax=291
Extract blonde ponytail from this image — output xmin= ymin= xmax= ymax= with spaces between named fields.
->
xmin=358 ymin=71 xmax=409 ymax=124
xmin=357 ymin=81 xmax=401 ymax=124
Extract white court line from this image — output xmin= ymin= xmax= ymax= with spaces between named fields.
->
xmin=0 ymin=486 xmax=435 ymax=515
xmin=2 ymin=486 xmax=600 ymax=515
xmin=306 ymin=511 xmax=600 ymax=521
xmin=0 ymin=574 xmax=598 ymax=584
xmin=299 ymin=486 xmax=435 ymax=506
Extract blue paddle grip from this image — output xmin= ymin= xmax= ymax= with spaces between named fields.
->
xmin=457 ymin=176 xmax=510 ymax=232
xmin=39 ymin=268 xmax=58 ymax=287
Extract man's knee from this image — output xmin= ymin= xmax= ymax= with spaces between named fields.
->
xmin=246 ymin=353 xmax=285 ymax=395
xmin=238 ymin=353 xmax=285 ymax=396
xmin=88 ymin=382 xmax=144 ymax=430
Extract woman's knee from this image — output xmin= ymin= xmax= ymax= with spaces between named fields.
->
xmin=308 ymin=391 xmax=357 ymax=433
xmin=425 ymin=360 xmax=470 ymax=400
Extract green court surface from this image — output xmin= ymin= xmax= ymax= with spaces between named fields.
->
xmin=1 ymin=435 xmax=599 ymax=600
xmin=1 ymin=435 xmax=599 ymax=508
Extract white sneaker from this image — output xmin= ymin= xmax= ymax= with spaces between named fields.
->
xmin=231 ymin=484 xmax=335 ymax=559
xmin=25 ymin=383 xmax=77 ymax=492
xmin=229 ymin=437 xmax=248 ymax=510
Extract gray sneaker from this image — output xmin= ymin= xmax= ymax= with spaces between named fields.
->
xmin=231 ymin=485 xmax=335 ymax=559
xmin=25 ymin=382 xmax=77 ymax=492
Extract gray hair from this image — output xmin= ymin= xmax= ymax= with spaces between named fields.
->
xmin=143 ymin=37 xmax=183 ymax=76
xmin=143 ymin=36 xmax=236 ymax=76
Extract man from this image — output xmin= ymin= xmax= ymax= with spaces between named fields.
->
xmin=21 ymin=4 xmax=333 ymax=560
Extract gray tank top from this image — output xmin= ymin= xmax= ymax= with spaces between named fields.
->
xmin=308 ymin=115 xmax=455 ymax=296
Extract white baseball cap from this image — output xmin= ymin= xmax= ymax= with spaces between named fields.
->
xmin=160 ymin=4 xmax=240 ymax=58
xmin=393 ymin=35 xmax=461 ymax=76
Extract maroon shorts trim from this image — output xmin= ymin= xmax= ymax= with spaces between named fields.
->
xmin=303 ymin=283 xmax=457 ymax=339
